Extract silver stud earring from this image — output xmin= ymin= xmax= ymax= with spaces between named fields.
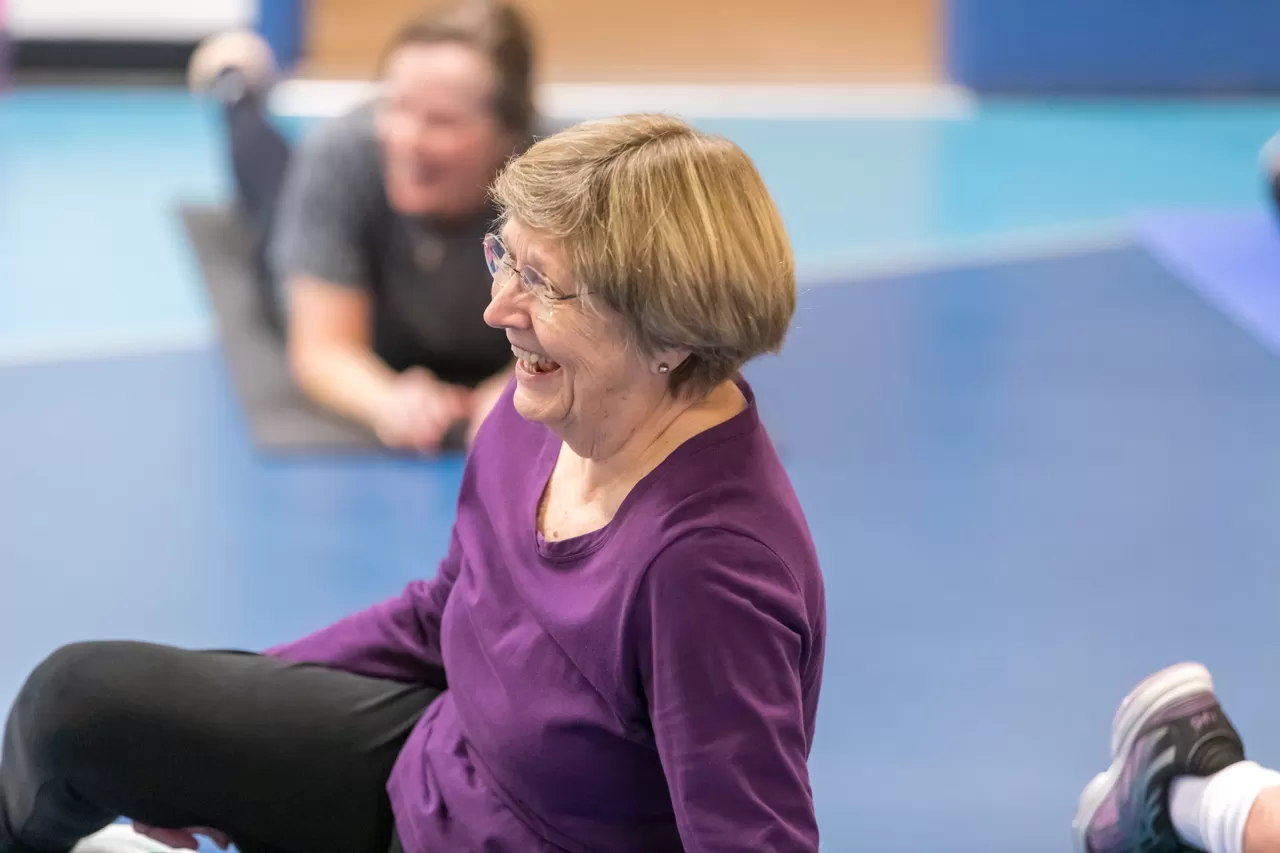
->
xmin=657 ymin=363 xmax=670 ymax=374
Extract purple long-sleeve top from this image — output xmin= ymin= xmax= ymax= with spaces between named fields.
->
xmin=269 ymin=380 xmax=826 ymax=852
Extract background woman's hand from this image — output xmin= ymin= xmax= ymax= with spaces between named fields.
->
xmin=373 ymin=367 xmax=471 ymax=453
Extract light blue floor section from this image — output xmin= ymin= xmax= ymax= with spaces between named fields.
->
xmin=3 ymin=87 xmax=1280 ymax=853
xmin=0 ymin=90 xmax=225 ymax=350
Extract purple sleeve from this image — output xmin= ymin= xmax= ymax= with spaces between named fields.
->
xmin=266 ymin=528 xmax=462 ymax=686
xmin=634 ymin=529 xmax=820 ymax=853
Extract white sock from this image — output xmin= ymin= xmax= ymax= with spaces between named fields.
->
xmin=1170 ymin=761 xmax=1280 ymax=853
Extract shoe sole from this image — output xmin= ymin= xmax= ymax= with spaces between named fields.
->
xmin=1072 ymin=662 xmax=1215 ymax=853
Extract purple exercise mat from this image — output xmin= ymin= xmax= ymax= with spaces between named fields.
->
xmin=1135 ymin=209 xmax=1280 ymax=354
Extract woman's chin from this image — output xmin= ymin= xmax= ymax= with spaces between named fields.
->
xmin=512 ymin=394 xmax=548 ymax=426
xmin=512 ymin=380 xmax=563 ymax=427
xmin=387 ymin=184 xmax=443 ymax=217
xmin=386 ymin=178 xmax=488 ymax=219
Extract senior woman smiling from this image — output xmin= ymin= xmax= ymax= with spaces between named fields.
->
xmin=0 ymin=114 xmax=826 ymax=853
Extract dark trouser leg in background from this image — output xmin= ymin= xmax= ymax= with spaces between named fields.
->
xmin=0 ymin=642 xmax=437 ymax=853
xmin=223 ymin=88 xmax=293 ymax=336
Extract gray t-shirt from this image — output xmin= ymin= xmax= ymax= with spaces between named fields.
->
xmin=270 ymin=102 xmax=512 ymax=386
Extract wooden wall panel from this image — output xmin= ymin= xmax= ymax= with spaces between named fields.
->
xmin=302 ymin=0 xmax=940 ymax=83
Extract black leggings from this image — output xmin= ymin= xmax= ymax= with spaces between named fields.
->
xmin=0 ymin=642 xmax=438 ymax=853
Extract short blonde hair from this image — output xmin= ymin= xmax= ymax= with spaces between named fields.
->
xmin=490 ymin=113 xmax=796 ymax=398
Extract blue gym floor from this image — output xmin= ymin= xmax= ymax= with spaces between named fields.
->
xmin=3 ymin=87 xmax=1280 ymax=853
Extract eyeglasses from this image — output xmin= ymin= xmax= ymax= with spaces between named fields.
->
xmin=483 ymin=233 xmax=581 ymax=305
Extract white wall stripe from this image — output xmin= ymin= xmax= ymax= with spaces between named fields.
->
xmin=270 ymin=80 xmax=975 ymax=121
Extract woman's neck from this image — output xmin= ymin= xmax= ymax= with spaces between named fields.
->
xmin=559 ymin=381 xmax=746 ymax=504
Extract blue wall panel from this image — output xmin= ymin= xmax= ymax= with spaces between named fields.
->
xmin=256 ymin=0 xmax=304 ymax=72
xmin=947 ymin=0 xmax=1280 ymax=94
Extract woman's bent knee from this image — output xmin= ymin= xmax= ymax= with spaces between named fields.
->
xmin=10 ymin=642 xmax=157 ymax=771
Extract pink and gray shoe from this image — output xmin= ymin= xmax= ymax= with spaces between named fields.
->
xmin=1073 ymin=663 xmax=1246 ymax=853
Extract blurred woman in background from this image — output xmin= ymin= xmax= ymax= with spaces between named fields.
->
xmin=188 ymin=0 xmax=537 ymax=453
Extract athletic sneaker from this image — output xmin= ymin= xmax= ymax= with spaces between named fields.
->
xmin=1073 ymin=662 xmax=1246 ymax=853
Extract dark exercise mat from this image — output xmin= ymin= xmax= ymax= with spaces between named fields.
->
xmin=180 ymin=203 xmax=455 ymax=455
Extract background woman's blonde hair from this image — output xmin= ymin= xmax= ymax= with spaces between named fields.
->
xmin=490 ymin=113 xmax=796 ymax=398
